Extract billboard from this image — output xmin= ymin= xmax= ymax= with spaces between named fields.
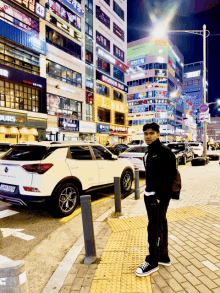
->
xmin=127 ymin=40 xmax=168 ymax=61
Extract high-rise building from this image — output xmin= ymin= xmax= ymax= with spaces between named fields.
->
xmin=93 ymin=0 xmax=128 ymax=145
xmin=126 ymin=36 xmax=197 ymax=141
xmin=183 ymin=61 xmax=207 ymax=140
xmin=0 ymin=0 xmax=128 ymax=145
xmin=0 ymin=0 xmax=48 ymax=143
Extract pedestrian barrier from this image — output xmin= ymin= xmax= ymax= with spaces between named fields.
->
xmin=134 ymin=167 xmax=140 ymax=200
xmin=80 ymin=195 xmax=96 ymax=264
xmin=0 ymin=260 xmax=29 ymax=293
xmin=114 ymin=177 xmax=121 ymax=213
xmin=191 ymin=157 xmax=206 ymax=166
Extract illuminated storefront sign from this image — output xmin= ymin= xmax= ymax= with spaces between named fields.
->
xmin=45 ymin=0 xmax=81 ymax=31
xmin=128 ymin=58 xmax=145 ymax=67
xmin=56 ymin=85 xmax=75 ymax=93
xmin=12 ymin=0 xmax=35 ymax=13
xmin=0 ymin=68 xmax=9 ymax=77
xmin=127 ymin=41 xmax=169 ymax=61
xmin=56 ymin=0 xmax=84 ymax=17
xmin=96 ymin=70 xmax=128 ymax=93
xmin=110 ymin=126 xmax=127 ymax=133
xmin=35 ymin=2 xmax=45 ymax=18
xmin=0 ymin=115 xmax=16 ymax=122
xmin=97 ymin=123 xmax=109 ymax=133
xmin=155 ymin=70 xmax=167 ymax=77
xmin=86 ymin=91 xmax=94 ymax=105
xmin=97 ymin=48 xmax=127 ymax=72
xmin=130 ymin=72 xmax=145 ymax=79
xmin=59 ymin=118 xmax=79 ymax=131
xmin=23 ymin=80 xmax=42 ymax=88
xmin=168 ymin=64 xmax=175 ymax=77
xmin=0 ymin=0 xmax=39 ymax=34
xmin=79 ymin=121 xmax=96 ymax=133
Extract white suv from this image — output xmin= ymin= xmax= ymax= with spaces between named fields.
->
xmin=0 ymin=141 xmax=134 ymax=217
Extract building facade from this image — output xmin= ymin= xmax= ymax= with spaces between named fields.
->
xmin=93 ymin=0 xmax=128 ymax=145
xmin=183 ymin=61 xmax=207 ymax=140
xmin=0 ymin=0 xmax=128 ymax=145
xmin=0 ymin=0 xmax=47 ymax=143
xmin=126 ymin=36 xmax=196 ymax=141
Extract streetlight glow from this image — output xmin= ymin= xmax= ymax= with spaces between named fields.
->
xmin=217 ymin=100 xmax=220 ymax=105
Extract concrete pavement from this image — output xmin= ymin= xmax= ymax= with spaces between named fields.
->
xmin=45 ymin=155 xmax=220 ymax=293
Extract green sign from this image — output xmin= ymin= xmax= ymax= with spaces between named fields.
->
xmin=127 ymin=40 xmax=168 ymax=61
xmin=215 ymin=130 xmax=220 ymax=133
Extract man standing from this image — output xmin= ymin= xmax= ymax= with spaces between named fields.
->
xmin=136 ymin=123 xmax=177 ymax=277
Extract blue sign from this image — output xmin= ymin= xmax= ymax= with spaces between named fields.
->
xmin=0 ymin=19 xmax=46 ymax=56
xmin=130 ymin=58 xmax=145 ymax=67
xmin=97 ymin=123 xmax=109 ymax=133
xmin=59 ymin=0 xmax=85 ymax=17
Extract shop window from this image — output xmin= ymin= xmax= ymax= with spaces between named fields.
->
xmin=113 ymin=67 xmax=124 ymax=83
xmin=46 ymin=60 xmax=82 ymax=88
xmin=46 ymin=26 xmax=81 ymax=60
xmin=104 ymin=0 xmax=110 ymax=5
xmin=0 ymin=38 xmax=40 ymax=75
xmin=0 ymin=81 xmax=40 ymax=112
xmin=97 ymin=57 xmax=110 ymax=75
xmin=113 ymin=90 xmax=123 ymax=102
xmin=97 ymin=107 xmax=110 ymax=123
xmin=85 ymin=0 xmax=93 ymax=11
xmin=115 ymin=112 xmax=124 ymax=125
xmin=86 ymin=104 xmax=93 ymax=121
xmin=113 ymin=1 xmax=124 ymax=20
xmin=96 ymin=83 xmax=109 ymax=97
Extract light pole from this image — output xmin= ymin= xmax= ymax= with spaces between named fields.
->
xmin=154 ymin=25 xmax=210 ymax=157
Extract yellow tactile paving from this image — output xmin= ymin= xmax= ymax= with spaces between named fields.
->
xmin=108 ymin=206 xmax=208 ymax=232
xmin=108 ymin=215 xmax=147 ymax=232
xmin=90 ymin=278 xmax=121 ymax=293
xmin=121 ymin=274 xmax=152 ymax=293
xmin=167 ymin=206 xmax=208 ymax=222
xmin=90 ymin=206 xmax=209 ymax=293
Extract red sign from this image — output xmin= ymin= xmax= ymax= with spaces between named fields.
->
xmin=199 ymin=103 xmax=208 ymax=112
xmin=186 ymin=100 xmax=192 ymax=106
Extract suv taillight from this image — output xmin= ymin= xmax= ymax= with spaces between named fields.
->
xmin=22 ymin=164 xmax=53 ymax=174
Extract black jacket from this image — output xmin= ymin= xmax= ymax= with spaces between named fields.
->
xmin=144 ymin=139 xmax=176 ymax=201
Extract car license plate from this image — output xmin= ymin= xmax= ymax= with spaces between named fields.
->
xmin=0 ymin=184 xmax=15 ymax=193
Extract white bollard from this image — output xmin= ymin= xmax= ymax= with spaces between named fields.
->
xmin=0 ymin=260 xmax=29 ymax=292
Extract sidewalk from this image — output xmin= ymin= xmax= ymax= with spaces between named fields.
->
xmin=56 ymin=157 xmax=220 ymax=293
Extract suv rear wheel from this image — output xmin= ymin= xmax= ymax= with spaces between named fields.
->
xmin=52 ymin=182 xmax=79 ymax=217
xmin=121 ymin=170 xmax=133 ymax=193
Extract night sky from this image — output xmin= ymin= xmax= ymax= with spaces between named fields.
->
xmin=127 ymin=0 xmax=220 ymax=117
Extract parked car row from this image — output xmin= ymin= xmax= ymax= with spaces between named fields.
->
xmin=0 ymin=142 xmax=134 ymax=217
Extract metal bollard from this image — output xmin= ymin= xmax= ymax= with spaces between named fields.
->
xmin=80 ymin=195 xmax=96 ymax=264
xmin=114 ymin=177 xmax=121 ymax=213
xmin=134 ymin=167 xmax=140 ymax=200
xmin=0 ymin=260 xmax=29 ymax=292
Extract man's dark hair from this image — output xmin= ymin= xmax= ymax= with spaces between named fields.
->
xmin=143 ymin=122 xmax=160 ymax=133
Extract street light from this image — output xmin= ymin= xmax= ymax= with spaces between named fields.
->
xmin=153 ymin=25 xmax=210 ymax=157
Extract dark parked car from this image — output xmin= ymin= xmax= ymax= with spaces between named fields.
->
xmin=167 ymin=142 xmax=194 ymax=165
xmin=107 ymin=143 xmax=129 ymax=156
